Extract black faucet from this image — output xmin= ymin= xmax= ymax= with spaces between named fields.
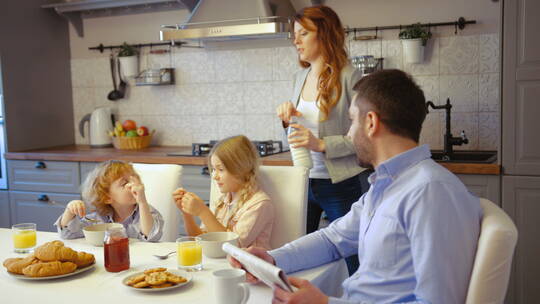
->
xmin=425 ymin=98 xmax=468 ymax=160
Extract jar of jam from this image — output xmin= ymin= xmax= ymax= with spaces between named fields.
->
xmin=104 ymin=225 xmax=130 ymax=272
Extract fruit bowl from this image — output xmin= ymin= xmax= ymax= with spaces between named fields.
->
xmin=112 ymin=131 xmax=154 ymax=150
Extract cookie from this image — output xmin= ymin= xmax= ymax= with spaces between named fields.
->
xmin=145 ymin=272 xmax=168 ymax=285
xmin=166 ymin=273 xmax=187 ymax=284
xmin=143 ymin=267 xmax=167 ymax=275
xmin=151 ymin=283 xmax=173 ymax=289
xmin=133 ymin=281 xmax=150 ymax=288
xmin=126 ymin=274 xmax=146 ymax=286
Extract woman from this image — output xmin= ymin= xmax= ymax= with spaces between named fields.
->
xmin=276 ymin=5 xmax=370 ymax=273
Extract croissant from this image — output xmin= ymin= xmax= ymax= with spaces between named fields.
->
xmin=35 ymin=241 xmax=78 ymax=262
xmin=3 ymin=255 xmax=39 ymax=274
xmin=22 ymin=261 xmax=77 ymax=277
xmin=74 ymin=251 xmax=95 ymax=268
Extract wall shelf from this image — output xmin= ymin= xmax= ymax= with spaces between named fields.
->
xmin=42 ymin=0 xmax=198 ymax=37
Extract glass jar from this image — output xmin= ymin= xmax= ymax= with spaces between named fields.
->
xmin=104 ymin=226 xmax=130 ymax=272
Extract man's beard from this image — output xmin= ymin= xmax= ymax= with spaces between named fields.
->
xmin=354 ymin=133 xmax=374 ymax=169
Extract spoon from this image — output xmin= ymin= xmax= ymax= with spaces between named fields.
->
xmin=153 ymin=251 xmax=176 ymax=260
xmin=116 ymin=58 xmax=127 ymax=99
xmin=107 ymin=54 xmax=122 ymax=101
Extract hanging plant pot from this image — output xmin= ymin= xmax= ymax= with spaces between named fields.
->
xmin=401 ymin=38 xmax=425 ymax=64
xmin=118 ymin=55 xmax=139 ymax=78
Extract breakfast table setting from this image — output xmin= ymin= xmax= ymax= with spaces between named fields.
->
xmin=1 ymin=227 xmax=348 ymax=304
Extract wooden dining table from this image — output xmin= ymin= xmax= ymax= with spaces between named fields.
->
xmin=0 ymin=229 xmax=348 ymax=304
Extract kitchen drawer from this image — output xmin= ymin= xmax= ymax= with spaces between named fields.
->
xmin=0 ymin=190 xmax=10 ymax=228
xmin=9 ymin=191 xmax=81 ymax=232
xmin=182 ymin=165 xmax=211 ymax=202
xmin=80 ymin=162 xmax=100 ymax=184
xmin=8 ymin=160 xmax=80 ymax=193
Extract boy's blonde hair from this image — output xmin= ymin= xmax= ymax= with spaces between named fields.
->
xmin=209 ymin=135 xmax=260 ymax=212
xmin=81 ymin=160 xmax=140 ymax=216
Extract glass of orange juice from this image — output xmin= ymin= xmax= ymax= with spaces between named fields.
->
xmin=176 ymin=236 xmax=202 ymax=271
xmin=12 ymin=223 xmax=37 ymax=253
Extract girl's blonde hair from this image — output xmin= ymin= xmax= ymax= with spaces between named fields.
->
xmin=209 ymin=135 xmax=260 ymax=215
xmin=81 ymin=160 xmax=140 ymax=216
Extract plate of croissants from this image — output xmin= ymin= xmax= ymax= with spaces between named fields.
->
xmin=3 ymin=240 xmax=96 ymax=280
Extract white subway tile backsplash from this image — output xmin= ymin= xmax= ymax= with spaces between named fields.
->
xmin=272 ymin=47 xmax=300 ymax=81
xmin=479 ymin=34 xmax=500 ymax=73
xmin=440 ymin=35 xmax=479 ymax=75
xmin=479 ymin=73 xmax=500 ymax=112
xmin=242 ymin=48 xmax=273 ymax=82
xmin=71 ymin=33 xmax=500 ymax=151
xmin=439 ymin=74 xmax=479 ymax=112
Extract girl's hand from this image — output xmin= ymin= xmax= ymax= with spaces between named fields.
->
xmin=126 ymin=176 xmax=147 ymax=204
xmin=66 ymin=200 xmax=86 ymax=218
xmin=276 ymin=101 xmax=302 ymax=126
xmin=180 ymin=192 xmax=207 ymax=216
xmin=172 ymin=188 xmax=187 ymax=211
xmin=288 ymin=123 xmax=325 ymax=152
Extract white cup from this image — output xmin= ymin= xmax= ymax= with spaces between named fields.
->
xmin=213 ymin=269 xmax=250 ymax=304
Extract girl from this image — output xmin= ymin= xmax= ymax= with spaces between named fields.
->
xmin=54 ymin=160 xmax=164 ymax=242
xmin=173 ymin=135 xmax=274 ymax=249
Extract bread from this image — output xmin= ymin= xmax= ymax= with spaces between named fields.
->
xmin=3 ymin=240 xmax=95 ymax=278
xmin=74 ymin=251 xmax=95 ymax=268
xmin=34 ymin=241 xmax=78 ymax=262
xmin=3 ymin=255 xmax=39 ymax=274
xmin=22 ymin=261 xmax=77 ymax=277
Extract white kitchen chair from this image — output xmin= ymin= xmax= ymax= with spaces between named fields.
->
xmin=465 ymin=198 xmax=518 ymax=304
xmin=210 ymin=165 xmax=309 ymax=249
xmin=133 ymin=163 xmax=183 ymax=242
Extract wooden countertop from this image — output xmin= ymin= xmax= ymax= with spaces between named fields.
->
xmin=5 ymin=145 xmax=501 ymax=175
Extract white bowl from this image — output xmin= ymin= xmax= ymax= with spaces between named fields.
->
xmin=198 ymin=232 xmax=239 ymax=258
xmin=83 ymin=223 xmax=123 ymax=246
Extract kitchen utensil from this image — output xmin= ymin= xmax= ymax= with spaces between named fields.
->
xmin=153 ymin=250 xmax=176 ymax=260
xmin=116 ymin=58 xmax=127 ymax=99
xmin=107 ymin=54 xmax=122 ymax=101
xmin=79 ymin=107 xmax=114 ymax=147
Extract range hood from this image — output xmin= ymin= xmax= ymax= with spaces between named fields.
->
xmin=160 ymin=0 xmax=295 ymax=42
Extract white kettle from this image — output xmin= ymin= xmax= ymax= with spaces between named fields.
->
xmin=79 ymin=107 xmax=114 ymax=147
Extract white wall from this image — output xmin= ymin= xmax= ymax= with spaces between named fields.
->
xmin=69 ymin=1 xmax=501 ymax=151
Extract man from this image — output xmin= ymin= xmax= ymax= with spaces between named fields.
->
xmin=231 ymin=69 xmax=482 ymax=304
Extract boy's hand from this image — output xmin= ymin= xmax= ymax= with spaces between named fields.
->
xmin=126 ymin=176 xmax=147 ymax=204
xmin=66 ymin=200 xmax=86 ymax=218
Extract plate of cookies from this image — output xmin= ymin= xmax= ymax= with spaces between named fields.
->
xmin=3 ymin=240 xmax=96 ymax=280
xmin=123 ymin=267 xmax=191 ymax=292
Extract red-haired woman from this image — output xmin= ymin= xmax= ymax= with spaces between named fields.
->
xmin=276 ymin=5 xmax=369 ymax=274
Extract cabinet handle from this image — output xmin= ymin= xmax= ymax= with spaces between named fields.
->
xmin=35 ymin=161 xmax=47 ymax=169
xmin=37 ymin=194 xmax=49 ymax=202
xmin=201 ymin=166 xmax=210 ymax=176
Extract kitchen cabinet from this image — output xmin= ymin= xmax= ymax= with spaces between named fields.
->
xmin=0 ymin=191 xmax=10 ymax=228
xmin=9 ymin=191 xmax=80 ymax=232
xmin=502 ymin=0 xmax=540 ymax=176
xmin=501 ymin=0 xmax=540 ymax=302
xmin=0 ymin=0 xmax=74 ymax=152
xmin=457 ymin=174 xmax=500 ymax=206
xmin=8 ymin=160 xmax=80 ymax=193
xmin=502 ymin=176 xmax=540 ymax=304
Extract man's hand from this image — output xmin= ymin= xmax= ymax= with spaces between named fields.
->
xmin=228 ymin=247 xmax=276 ymax=283
xmin=273 ymin=277 xmax=329 ymax=304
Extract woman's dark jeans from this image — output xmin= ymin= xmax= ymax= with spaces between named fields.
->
xmin=306 ymin=169 xmax=372 ymax=275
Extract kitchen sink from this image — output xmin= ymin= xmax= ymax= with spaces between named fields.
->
xmin=430 ymin=150 xmax=497 ymax=163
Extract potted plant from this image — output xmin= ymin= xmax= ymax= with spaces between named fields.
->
xmin=117 ymin=42 xmax=139 ymax=78
xmin=399 ymin=23 xmax=432 ymax=64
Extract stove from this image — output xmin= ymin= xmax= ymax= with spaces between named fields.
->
xmin=167 ymin=140 xmax=285 ymax=157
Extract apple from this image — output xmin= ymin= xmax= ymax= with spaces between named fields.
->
xmin=126 ymin=130 xmax=138 ymax=137
xmin=122 ymin=120 xmax=137 ymax=131
xmin=137 ymin=126 xmax=149 ymax=136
